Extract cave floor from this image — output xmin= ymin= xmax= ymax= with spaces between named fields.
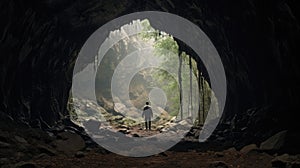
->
xmin=31 ymin=148 xmax=273 ymax=168
xmin=0 ymin=118 xmax=292 ymax=168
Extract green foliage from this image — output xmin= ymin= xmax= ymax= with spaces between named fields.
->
xmin=154 ymin=34 xmax=179 ymax=56
xmin=139 ymin=19 xmax=219 ymax=123
xmin=91 ymin=19 xmax=218 ymax=124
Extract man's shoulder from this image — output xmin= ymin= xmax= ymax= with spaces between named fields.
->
xmin=143 ymin=105 xmax=151 ymax=110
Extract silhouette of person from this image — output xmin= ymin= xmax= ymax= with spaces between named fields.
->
xmin=142 ymin=102 xmax=153 ymax=131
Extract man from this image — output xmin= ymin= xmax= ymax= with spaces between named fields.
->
xmin=142 ymin=102 xmax=153 ymax=131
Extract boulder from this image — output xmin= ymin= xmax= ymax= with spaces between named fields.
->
xmin=271 ymin=159 xmax=287 ymax=168
xmin=132 ymin=133 xmax=139 ymax=137
xmin=157 ymin=107 xmax=170 ymax=119
xmin=0 ymin=141 xmax=10 ymax=148
xmin=14 ymin=152 xmax=30 ymax=161
xmin=208 ymin=161 xmax=229 ymax=168
xmin=0 ymin=131 xmax=9 ymax=140
xmin=173 ymin=120 xmax=191 ymax=130
xmin=36 ymin=144 xmax=57 ymax=156
xmin=114 ymin=103 xmax=126 ymax=112
xmin=111 ymin=115 xmax=124 ymax=121
xmin=260 ymin=130 xmax=287 ymax=151
xmin=14 ymin=135 xmax=28 ymax=144
xmin=99 ymin=97 xmax=114 ymax=111
xmin=225 ymin=147 xmax=237 ymax=153
xmin=240 ymin=144 xmax=258 ymax=154
xmin=75 ymin=151 xmax=85 ymax=158
xmin=156 ymin=125 xmax=164 ymax=131
xmin=33 ymin=153 xmax=50 ymax=159
xmin=83 ymin=119 xmax=101 ymax=133
xmin=214 ymin=152 xmax=224 ymax=157
xmin=170 ymin=116 xmax=177 ymax=123
xmin=118 ymin=125 xmax=129 ymax=129
xmin=126 ymin=110 xmax=140 ymax=119
xmin=118 ymin=129 xmax=131 ymax=134
xmin=178 ymin=120 xmax=190 ymax=126
xmin=15 ymin=161 xmax=37 ymax=168
xmin=271 ymin=154 xmax=300 ymax=168
xmin=53 ymin=131 xmax=85 ymax=155
xmin=0 ymin=158 xmax=10 ymax=165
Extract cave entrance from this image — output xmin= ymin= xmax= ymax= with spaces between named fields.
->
xmin=68 ymin=19 xmax=219 ymax=137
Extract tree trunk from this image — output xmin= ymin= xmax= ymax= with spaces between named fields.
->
xmin=189 ymin=55 xmax=193 ymax=121
xmin=201 ymin=74 xmax=205 ymax=124
xmin=197 ymin=68 xmax=201 ymax=126
xmin=179 ymin=52 xmax=183 ymax=120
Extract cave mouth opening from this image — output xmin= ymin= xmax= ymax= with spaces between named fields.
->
xmin=68 ymin=19 xmax=219 ymax=138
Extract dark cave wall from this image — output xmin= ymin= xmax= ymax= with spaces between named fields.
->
xmin=0 ymin=0 xmax=133 ymax=127
xmin=0 ymin=0 xmax=299 ymax=136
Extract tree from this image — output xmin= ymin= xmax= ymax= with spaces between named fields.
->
xmin=178 ymin=52 xmax=183 ymax=120
xmin=139 ymin=19 xmax=216 ymax=123
xmin=189 ymin=54 xmax=193 ymax=120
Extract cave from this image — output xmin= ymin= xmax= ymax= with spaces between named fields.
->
xmin=1 ymin=0 xmax=300 ymax=167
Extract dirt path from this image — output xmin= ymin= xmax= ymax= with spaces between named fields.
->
xmin=127 ymin=125 xmax=161 ymax=137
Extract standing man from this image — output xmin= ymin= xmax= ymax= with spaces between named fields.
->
xmin=142 ymin=102 xmax=153 ymax=131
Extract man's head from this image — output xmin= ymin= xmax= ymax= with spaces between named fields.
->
xmin=146 ymin=102 xmax=149 ymax=105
